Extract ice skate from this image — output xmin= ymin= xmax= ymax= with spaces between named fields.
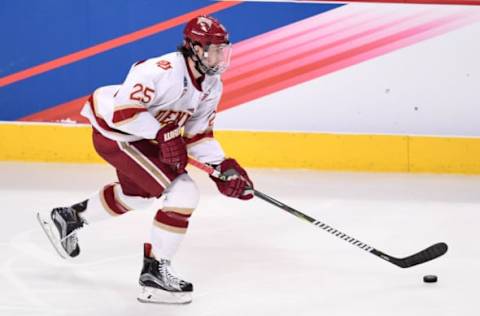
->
xmin=37 ymin=205 xmax=86 ymax=259
xmin=137 ymin=243 xmax=193 ymax=304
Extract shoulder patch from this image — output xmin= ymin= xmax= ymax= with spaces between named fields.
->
xmin=156 ymin=60 xmax=172 ymax=70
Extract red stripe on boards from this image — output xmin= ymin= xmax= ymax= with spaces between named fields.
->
xmin=0 ymin=1 xmax=241 ymax=88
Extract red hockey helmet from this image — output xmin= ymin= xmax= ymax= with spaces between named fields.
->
xmin=182 ymin=15 xmax=232 ymax=75
xmin=183 ymin=15 xmax=230 ymax=46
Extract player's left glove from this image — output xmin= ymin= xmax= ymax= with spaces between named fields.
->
xmin=210 ymin=158 xmax=254 ymax=200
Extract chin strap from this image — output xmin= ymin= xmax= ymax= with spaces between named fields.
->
xmin=189 ymin=42 xmax=210 ymax=75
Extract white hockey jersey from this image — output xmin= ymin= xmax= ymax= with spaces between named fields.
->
xmin=81 ymin=52 xmax=225 ymax=164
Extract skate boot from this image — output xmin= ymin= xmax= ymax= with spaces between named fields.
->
xmin=36 ymin=201 xmax=87 ymax=259
xmin=137 ymin=243 xmax=193 ymax=304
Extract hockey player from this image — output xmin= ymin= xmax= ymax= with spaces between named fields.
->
xmin=37 ymin=15 xmax=254 ymax=304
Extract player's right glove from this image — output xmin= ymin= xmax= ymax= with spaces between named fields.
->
xmin=156 ymin=123 xmax=187 ymax=172
xmin=210 ymin=158 xmax=254 ymax=200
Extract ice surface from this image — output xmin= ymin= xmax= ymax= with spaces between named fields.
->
xmin=0 ymin=162 xmax=479 ymax=315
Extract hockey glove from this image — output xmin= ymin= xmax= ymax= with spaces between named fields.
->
xmin=156 ymin=124 xmax=187 ymax=172
xmin=210 ymin=158 xmax=254 ymax=200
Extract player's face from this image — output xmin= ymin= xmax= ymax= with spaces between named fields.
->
xmin=203 ymin=43 xmax=232 ymax=75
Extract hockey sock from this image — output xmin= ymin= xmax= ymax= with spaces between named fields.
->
xmin=151 ymin=207 xmax=194 ymax=260
xmin=80 ymin=183 xmax=154 ymax=223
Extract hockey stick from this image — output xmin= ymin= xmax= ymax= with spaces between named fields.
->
xmin=188 ymin=157 xmax=448 ymax=268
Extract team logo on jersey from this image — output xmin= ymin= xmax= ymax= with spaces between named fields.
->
xmin=157 ymin=60 xmax=172 ymax=70
xmin=197 ymin=16 xmax=213 ymax=32
xmin=155 ymin=110 xmax=191 ymax=127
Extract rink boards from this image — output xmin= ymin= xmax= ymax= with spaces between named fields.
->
xmin=1 ymin=122 xmax=479 ymax=174
xmin=1 ymin=2 xmax=480 ymax=174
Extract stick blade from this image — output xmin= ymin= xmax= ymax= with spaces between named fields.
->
xmin=393 ymin=242 xmax=448 ymax=268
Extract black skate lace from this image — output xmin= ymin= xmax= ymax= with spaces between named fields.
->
xmin=60 ymin=227 xmax=82 ymax=243
xmin=59 ymin=209 xmax=87 ymax=243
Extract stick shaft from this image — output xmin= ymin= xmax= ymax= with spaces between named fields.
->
xmin=187 ymin=156 xmax=447 ymax=268
xmin=187 ymin=157 xmax=221 ymax=178
xmin=188 ymin=156 xmax=374 ymax=252
xmin=253 ymin=189 xmax=374 ymax=252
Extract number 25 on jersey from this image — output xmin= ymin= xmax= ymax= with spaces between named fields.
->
xmin=130 ymin=83 xmax=155 ymax=104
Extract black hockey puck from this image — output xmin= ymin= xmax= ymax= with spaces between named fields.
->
xmin=423 ymin=275 xmax=438 ymax=283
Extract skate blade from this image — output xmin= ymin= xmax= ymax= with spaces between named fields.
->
xmin=137 ymin=286 xmax=192 ymax=305
xmin=36 ymin=212 xmax=68 ymax=259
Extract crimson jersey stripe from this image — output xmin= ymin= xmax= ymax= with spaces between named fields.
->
xmin=112 ymin=107 xmax=148 ymax=124
xmin=184 ymin=130 xmax=214 ymax=145
xmin=87 ymin=95 xmax=130 ymax=135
